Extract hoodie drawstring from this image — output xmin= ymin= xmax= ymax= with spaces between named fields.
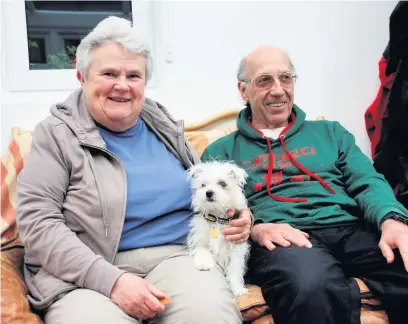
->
xmin=251 ymin=112 xmax=336 ymax=203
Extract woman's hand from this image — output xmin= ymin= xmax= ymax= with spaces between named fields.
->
xmin=110 ymin=273 xmax=166 ymax=319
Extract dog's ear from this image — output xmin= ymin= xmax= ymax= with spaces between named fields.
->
xmin=228 ymin=164 xmax=248 ymax=188
xmin=187 ymin=164 xmax=204 ymax=180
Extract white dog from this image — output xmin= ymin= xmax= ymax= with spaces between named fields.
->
xmin=187 ymin=161 xmax=250 ymax=296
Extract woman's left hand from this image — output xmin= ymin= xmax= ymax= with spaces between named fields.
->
xmin=221 ymin=208 xmax=253 ymax=244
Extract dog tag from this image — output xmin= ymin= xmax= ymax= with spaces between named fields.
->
xmin=210 ymin=227 xmax=219 ymax=238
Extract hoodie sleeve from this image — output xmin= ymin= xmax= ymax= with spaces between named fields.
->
xmin=333 ymin=121 xmax=408 ymax=228
xmin=16 ymin=121 xmax=125 ymax=298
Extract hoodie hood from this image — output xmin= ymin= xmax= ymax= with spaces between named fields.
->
xmin=50 ymin=88 xmax=106 ymax=147
xmin=237 ymin=103 xmax=306 ymax=142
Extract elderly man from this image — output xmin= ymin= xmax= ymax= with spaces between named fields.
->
xmin=202 ymin=46 xmax=408 ymax=324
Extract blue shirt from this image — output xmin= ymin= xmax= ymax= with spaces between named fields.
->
xmin=98 ymin=118 xmax=193 ymax=250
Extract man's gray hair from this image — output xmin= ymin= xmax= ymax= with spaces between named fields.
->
xmin=76 ymin=16 xmax=153 ymax=82
xmin=236 ymin=55 xmax=296 ymax=83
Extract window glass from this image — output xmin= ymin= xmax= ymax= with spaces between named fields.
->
xmin=25 ymin=1 xmax=133 ymax=70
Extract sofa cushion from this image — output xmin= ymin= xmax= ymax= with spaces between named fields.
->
xmin=184 ymin=126 xmax=237 ymax=157
xmin=236 ymin=281 xmax=389 ymax=323
xmin=1 ymin=129 xmax=42 ymax=324
xmin=236 ymin=285 xmax=269 ymax=322
xmin=1 ymin=248 xmax=42 ymax=324
xmin=1 ymin=128 xmax=33 ymax=249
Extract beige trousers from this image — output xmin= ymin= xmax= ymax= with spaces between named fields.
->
xmin=45 ymin=245 xmax=242 ymax=324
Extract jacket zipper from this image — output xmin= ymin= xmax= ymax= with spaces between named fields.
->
xmin=81 ymin=143 xmax=127 ymax=263
xmin=177 ymin=120 xmax=194 ymax=168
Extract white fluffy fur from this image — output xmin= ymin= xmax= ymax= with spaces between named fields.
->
xmin=187 ymin=161 xmax=250 ymax=296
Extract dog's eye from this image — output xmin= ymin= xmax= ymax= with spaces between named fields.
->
xmin=201 ymin=183 xmax=206 ymax=188
xmin=218 ymin=180 xmax=227 ymax=188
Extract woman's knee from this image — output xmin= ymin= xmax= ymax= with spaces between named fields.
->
xmin=159 ymin=287 xmax=242 ymax=324
xmin=45 ymin=289 xmax=138 ymax=324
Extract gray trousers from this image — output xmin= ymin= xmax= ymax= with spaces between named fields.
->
xmin=45 ymin=245 xmax=242 ymax=324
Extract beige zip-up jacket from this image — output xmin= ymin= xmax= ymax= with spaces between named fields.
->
xmin=16 ymin=89 xmax=200 ymax=310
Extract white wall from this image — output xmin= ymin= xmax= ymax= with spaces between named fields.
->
xmin=1 ymin=1 xmax=398 ymax=157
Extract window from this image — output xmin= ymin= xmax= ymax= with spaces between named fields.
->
xmin=25 ymin=1 xmax=133 ymax=70
xmin=3 ymin=0 xmax=155 ymax=91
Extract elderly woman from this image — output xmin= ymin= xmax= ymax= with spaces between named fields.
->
xmin=16 ymin=16 xmax=252 ymax=324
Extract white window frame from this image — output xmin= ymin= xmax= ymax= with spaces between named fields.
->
xmin=3 ymin=0 xmax=156 ymax=92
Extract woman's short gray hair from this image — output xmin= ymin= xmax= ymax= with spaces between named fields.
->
xmin=76 ymin=16 xmax=153 ymax=82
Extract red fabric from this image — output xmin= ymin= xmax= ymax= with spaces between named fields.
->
xmin=364 ymin=57 xmax=395 ymax=158
xmin=249 ymin=113 xmax=335 ymax=203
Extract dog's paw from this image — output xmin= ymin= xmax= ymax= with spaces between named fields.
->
xmin=193 ymin=252 xmax=215 ymax=271
xmin=231 ymin=285 xmax=248 ymax=297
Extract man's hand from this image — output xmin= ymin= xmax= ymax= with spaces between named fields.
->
xmin=250 ymin=223 xmax=312 ymax=251
xmin=110 ymin=273 xmax=166 ymax=319
xmin=222 ymin=208 xmax=252 ymax=244
xmin=379 ymin=219 xmax=408 ymax=271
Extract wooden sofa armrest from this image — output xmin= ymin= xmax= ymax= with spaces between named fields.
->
xmin=184 ymin=109 xmax=241 ymax=132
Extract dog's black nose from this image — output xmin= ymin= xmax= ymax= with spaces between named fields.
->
xmin=206 ymin=190 xmax=214 ymax=199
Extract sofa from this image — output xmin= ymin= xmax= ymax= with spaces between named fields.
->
xmin=1 ymin=109 xmax=389 ymax=323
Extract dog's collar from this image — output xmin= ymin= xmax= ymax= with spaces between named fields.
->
xmin=197 ymin=212 xmax=239 ymax=225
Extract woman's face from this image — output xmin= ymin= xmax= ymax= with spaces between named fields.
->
xmin=77 ymin=42 xmax=147 ymax=132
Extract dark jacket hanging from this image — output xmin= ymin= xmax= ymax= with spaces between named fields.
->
xmin=373 ymin=1 xmax=408 ymax=207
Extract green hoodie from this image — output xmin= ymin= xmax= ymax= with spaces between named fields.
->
xmin=202 ymin=105 xmax=408 ymax=230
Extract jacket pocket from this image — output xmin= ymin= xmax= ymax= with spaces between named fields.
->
xmin=28 ymin=267 xmax=77 ymax=310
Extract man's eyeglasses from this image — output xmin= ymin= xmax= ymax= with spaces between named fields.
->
xmin=245 ymin=72 xmax=298 ymax=89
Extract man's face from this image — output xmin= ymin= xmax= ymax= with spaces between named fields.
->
xmin=238 ymin=48 xmax=295 ymax=130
